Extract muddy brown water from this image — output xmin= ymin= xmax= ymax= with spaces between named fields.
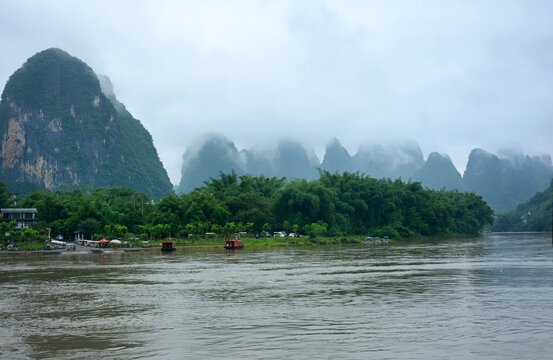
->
xmin=1 ymin=233 xmax=552 ymax=359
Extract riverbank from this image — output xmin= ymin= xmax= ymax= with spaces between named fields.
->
xmin=2 ymin=232 xmax=496 ymax=253
xmin=1 ymin=236 xmax=369 ymax=253
xmin=167 ymin=235 xmax=370 ymax=248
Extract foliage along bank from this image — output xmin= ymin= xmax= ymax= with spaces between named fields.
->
xmin=1 ymin=170 xmax=494 ymax=244
xmin=493 ymin=179 xmax=552 ymax=232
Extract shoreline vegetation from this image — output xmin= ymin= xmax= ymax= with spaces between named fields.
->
xmin=2 ymin=232 xmax=497 ymax=252
xmin=1 ymin=171 xmax=494 ymax=251
xmin=2 ymin=233 xmax=493 ymax=252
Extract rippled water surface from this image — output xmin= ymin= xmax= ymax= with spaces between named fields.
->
xmin=1 ymin=233 xmax=552 ymax=359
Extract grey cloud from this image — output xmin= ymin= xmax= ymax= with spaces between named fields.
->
xmin=1 ymin=0 xmax=552 ymax=184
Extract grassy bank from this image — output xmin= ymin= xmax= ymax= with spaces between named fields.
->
xmin=156 ymin=233 xmax=478 ymax=248
xmin=3 ymin=233 xmax=481 ymax=252
xmin=147 ymin=235 xmax=370 ymax=248
xmin=0 ymin=242 xmax=46 ymax=251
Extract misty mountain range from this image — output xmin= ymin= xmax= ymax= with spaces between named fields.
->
xmin=178 ymin=134 xmax=553 ymax=213
xmin=1 ymin=48 xmax=551 ymax=214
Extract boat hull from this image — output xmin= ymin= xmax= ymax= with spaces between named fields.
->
xmin=224 ymin=245 xmax=244 ymax=249
xmin=161 ymin=241 xmax=176 ymax=252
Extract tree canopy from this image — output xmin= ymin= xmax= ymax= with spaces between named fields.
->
xmin=2 ymin=171 xmax=494 ymax=242
xmin=493 ymin=179 xmax=552 ymax=232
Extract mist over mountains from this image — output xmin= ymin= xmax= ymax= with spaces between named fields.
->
xmin=177 ymin=135 xmax=320 ymax=193
xmin=1 ymin=48 xmax=551 ymax=214
xmin=178 ymin=134 xmax=553 ymax=213
xmin=464 ymin=149 xmax=553 ymax=213
xmin=322 ymin=138 xmax=425 ymax=180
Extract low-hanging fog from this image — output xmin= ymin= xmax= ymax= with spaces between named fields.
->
xmin=1 ymin=1 xmax=552 ymax=184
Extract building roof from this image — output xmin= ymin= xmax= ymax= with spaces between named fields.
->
xmin=1 ymin=208 xmax=38 ymax=213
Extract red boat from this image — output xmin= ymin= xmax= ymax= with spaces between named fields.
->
xmin=161 ymin=240 xmax=176 ymax=252
xmin=224 ymin=239 xmax=244 ymax=249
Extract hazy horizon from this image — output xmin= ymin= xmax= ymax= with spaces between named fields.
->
xmin=1 ymin=0 xmax=552 ymax=184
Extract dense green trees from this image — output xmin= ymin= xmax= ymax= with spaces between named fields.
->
xmin=493 ymin=179 xmax=552 ymax=232
xmin=0 ymin=183 xmax=13 ymax=208
xmin=2 ymin=172 xmax=494 ymax=243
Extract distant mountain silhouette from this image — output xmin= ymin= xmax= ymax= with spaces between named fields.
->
xmin=413 ymin=152 xmax=465 ymax=191
xmin=178 ymin=136 xmax=319 ymax=192
xmin=177 ymin=134 xmax=245 ymax=193
xmin=352 ymin=141 xmax=424 ymax=179
xmin=321 ymin=138 xmax=354 ymax=173
xmin=274 ymin=140 xmax=319 ymax=180
xmin=241 ymin=148 xmax=276 ymax=177
xmin=177 ymin=136 xmax=553 ymax=213
xmin=463 ymin=149 xmax=553 ymax=213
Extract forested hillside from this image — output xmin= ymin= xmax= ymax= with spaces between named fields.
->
xmin=493 ymin=180 xmax=553 ymax=232
xmin=0 ymin=48 xmax=173 ymax=199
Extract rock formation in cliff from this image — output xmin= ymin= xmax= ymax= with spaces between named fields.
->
xmin=0 ymin=48 xmax=173 ymax=199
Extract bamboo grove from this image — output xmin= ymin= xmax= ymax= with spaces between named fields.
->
xmin=2 ymin=171 xmax=494 ymax=242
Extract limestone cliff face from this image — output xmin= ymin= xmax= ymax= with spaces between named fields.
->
xmin=0 ymin=48 xmax=173 ymax=199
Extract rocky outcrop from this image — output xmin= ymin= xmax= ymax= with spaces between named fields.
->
xmin=0 ymin=48 xmax=173 ymax=199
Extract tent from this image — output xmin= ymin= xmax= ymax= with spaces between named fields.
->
xmin=99 ymin=238 xmax=110 ymax=248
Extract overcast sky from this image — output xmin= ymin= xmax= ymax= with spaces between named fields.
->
xmin=1 ymin=0 xmax=552 ymax=184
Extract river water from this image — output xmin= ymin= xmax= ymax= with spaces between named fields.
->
xmin=1 ymin=233 xmax=552 ymax=359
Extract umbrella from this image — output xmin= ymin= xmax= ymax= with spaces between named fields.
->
xmin=99 ymin=239 xmax=110 ymax=243
xmin=111 ymin=239 xmax=122 ymax=244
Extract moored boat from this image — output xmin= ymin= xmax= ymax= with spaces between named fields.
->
xmin=161 ymin=240 xmax=176 ymax=252
xmin=224 ymin=239 xmax=244 ymax=249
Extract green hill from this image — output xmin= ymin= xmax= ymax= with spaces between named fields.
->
xmin=493 ymin=179 xmax=553 ymax=232
xmin=0 ymin=48 xmax=173 ymax=199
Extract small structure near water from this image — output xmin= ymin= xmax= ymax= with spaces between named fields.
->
xmin=364 ymin=236 xmax=389 ymax=245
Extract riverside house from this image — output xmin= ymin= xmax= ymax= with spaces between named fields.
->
xmin=0 ymin=208 xmax=38 ymax=229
